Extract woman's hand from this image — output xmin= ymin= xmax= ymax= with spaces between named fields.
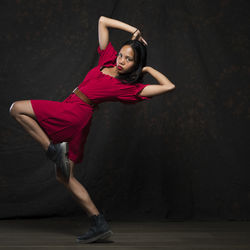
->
xmin=131 ymin=29 xmax=148 ymax=46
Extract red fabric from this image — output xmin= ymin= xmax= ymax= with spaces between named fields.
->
xmin=31 ymin=41 xmax=152 ymax=163
xmin=31 ymin=99 xmax=93 ymax=163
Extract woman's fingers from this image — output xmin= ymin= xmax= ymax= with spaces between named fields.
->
xmin=131 ymin=31 xmax=148 ymax=46
xmin=139 ymin=36 xmax=148 ymax=46
xmin=131 ymin=30 xmax=141 ymax=40
xmin=141 ymin=37 xmax=148 ymax=46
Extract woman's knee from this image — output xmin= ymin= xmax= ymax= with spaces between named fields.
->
xmin=9 ymin=100 xmax=36 ymax=119
xmin=9 ymin=101 xmax=19 ymax=117
xmin=9 ymin=100 xmax=26 ymax=117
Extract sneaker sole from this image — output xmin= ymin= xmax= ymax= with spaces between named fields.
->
xmin=76 ymin=230 xmax=113 ymax=244
xmin=96 ymin=230 xmax=113 ymax=241
xmin=59 ymin=142 xmax=70 ymax=181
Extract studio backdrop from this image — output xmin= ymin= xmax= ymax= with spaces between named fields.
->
xmin=0 ymin=0 xmax=249 ymax=220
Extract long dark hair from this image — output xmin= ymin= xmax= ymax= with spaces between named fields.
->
xmin=115 ymin=39 xmax=147 ymax=84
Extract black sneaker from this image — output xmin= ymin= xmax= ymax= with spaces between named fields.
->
xmin=76 ymin=213 xmax=113 ymax=243
xmin=46 ymin=142 xmax=70 ymax=181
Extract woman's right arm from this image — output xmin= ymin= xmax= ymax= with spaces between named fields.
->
xmin=98 ymin=16 xmax=145 ymax=50
xmin=139 ymin=67 xmax=176 ymax=97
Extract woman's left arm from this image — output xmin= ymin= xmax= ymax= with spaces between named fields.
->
xmin=139 ymin=66 xmax=176 ymax=97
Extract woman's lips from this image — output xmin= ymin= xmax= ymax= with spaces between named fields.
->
xmin=117 ymin=65 xmax=123 ymax=70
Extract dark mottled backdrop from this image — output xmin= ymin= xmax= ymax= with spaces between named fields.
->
xmin=0 ymin=0 xmax=249 ymax=220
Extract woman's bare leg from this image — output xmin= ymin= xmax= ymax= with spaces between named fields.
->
xmin=9 ymin=100 xmax=50 ymax=151
xmin=10 ymin=100 xmax=99 ymax=216
xmin=56 ymin=159 xmax=100 ymax=217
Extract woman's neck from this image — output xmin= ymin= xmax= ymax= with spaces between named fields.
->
xmin=109 ymin=66 xmax=119 ymax=77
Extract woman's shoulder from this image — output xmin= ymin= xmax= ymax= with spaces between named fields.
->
xmin=97 ymin=41 xmax=117 ymax=67
xmin=97 ymin=41 xmax=117 ymax=55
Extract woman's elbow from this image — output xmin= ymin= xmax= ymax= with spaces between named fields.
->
xmin=171 ymin=84 xmax=176 ymax=90
xmin=164 ymin=84 xmax=175 ymax=91
xmin=99 ymin=16 xmax=106 ymax=23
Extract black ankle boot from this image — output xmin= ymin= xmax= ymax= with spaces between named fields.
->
xmin=46 ymin=142 xmax=70 ymax=181
xmin=76 ymin=213 xmax=113 ymax=243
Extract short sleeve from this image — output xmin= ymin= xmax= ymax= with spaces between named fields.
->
xmin=97 ymin=41 xmax=117 ymax=66
xmin=118 ymin=83 xmax=153 ymax=104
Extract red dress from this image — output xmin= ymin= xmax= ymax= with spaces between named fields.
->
xmin=31 ymin=41 xmax=152 ymax=163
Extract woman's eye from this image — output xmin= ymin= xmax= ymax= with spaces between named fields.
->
xmin=118 ymin=53 xmax=132 ymax=61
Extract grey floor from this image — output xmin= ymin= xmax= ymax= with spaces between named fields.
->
xmin=0 ymin=216 xmax=250 ymax=249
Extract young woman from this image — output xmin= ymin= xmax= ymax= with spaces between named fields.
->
xmin=9 ymin=16 xmax=175 ymax=243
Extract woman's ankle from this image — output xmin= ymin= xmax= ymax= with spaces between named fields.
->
xmin=88 ymin=211 xmax=100 ymax=217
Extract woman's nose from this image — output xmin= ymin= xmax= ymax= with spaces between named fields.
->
xmin=119 ymin=58 xmax=125 ymax=65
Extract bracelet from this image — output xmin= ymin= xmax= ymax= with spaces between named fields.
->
xmin=132 ymin=29 xmax=138 ymax=35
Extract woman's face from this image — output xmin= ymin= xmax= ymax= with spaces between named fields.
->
xmin=116 ymin=45 xmax=136 ymax=74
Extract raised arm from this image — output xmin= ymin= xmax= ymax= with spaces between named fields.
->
xmin=139 ymin=67 xmax=176 ymax=97
xmin=98 ymin=16 xmax=147 ymax=50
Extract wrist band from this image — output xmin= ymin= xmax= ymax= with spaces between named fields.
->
xmin=132 ymin=29 xmax=138 ymax=35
